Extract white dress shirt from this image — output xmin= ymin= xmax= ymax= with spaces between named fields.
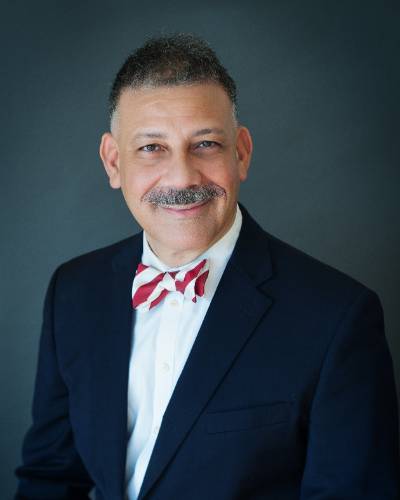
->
xmin=125 ymin=205 xmax=243 ymax=500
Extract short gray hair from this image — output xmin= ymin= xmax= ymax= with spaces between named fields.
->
xmin=109 ymin=33 xmax=238 ymax=126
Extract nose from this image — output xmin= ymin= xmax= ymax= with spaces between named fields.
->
xmin=163 ymin=151 xmax=202 ymax=188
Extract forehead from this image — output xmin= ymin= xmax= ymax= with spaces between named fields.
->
xmin=114 ymin=83 xmax=235 ymax=135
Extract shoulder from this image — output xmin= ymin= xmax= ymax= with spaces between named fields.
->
xmin=268 ymin=229 xmax=364 ymax=290
xmin=240 ymin=205 xmax=378 ymax=312
xmin=239 ymin=208 xmax=385 ymax=360
xmin=268 ymin=229 xmax=375 ymax=305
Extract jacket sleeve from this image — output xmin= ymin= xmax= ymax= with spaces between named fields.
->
xmin=15 ymin=268 xmax=94 ymax=499
xmin=300 ymin=288 xmax=400 ymax=499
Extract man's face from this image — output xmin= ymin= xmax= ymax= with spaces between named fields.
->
xmin=100 ymin=83 xmax=252 ymax=265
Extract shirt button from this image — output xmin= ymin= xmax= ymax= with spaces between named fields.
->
xmin=161 ymin=362 xmax=170 ymax=373
xmin=170 ymin=299 xmax=179 ymax=307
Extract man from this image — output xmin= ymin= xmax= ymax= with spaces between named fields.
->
xmin=16 ymin=34 xmax=399 ymax=499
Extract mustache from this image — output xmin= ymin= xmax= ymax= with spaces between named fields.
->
xmin=142 ymin=184 xmax=226 ymax=206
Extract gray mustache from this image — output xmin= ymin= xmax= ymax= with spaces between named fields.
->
xmin=142 ymin=185 xmax=225 ymax=206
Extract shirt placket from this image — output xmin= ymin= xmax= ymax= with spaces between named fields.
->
xmin=151 ymin=289 xmax=184 ymax=437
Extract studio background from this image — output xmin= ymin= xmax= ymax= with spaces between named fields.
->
xmin=1 ymin=0 xmax=399 ymax=497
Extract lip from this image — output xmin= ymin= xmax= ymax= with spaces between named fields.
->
xmin=160 ymin=199 xmax=210 ymax=216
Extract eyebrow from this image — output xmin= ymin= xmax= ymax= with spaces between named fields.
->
xmin=192 ymin=128 xmax=226 ymax=137
xmin=132 ymin=127 xmax=226 ymax=142
xmin=133 ymin=131 xmax=167 ymax=140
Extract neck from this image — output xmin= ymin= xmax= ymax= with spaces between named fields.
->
xmin=146 ymin=209 xmax=237 ymax=268
xmin=148 ymin=245 xmax=207 ymax=268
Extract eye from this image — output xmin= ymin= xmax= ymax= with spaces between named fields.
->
xmin=140 ymin=144 xmax=161 ymax=153
xmin=197 ymin=140 xmax=217 ymax=149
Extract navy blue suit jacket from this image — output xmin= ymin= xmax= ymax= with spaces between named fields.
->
xmin=16 ymin=206 xmax=400 ymax=499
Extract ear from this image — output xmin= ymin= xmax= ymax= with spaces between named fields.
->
xmin=235 ymin=126 xmax=253 ymax=181
xmin=99 ymin=132 xmax=121 ymax=189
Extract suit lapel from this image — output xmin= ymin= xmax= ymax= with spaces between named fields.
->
xmin=138 ymin=207 xmax=275 ymax=499
xmin=92 ymin=234 xmax=142 ymax=499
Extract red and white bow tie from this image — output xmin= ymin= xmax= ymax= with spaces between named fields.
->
xmin=131 ymin=258 xmax=209 ymax=311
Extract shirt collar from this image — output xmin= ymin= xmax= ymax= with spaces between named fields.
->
xmin=142 ymin=204 xmax=242 ymax=273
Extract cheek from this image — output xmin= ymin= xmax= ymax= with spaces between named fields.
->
xmin=203 ymin=161 xmax=241 ymax=190
xmin=120 ymin=163 xmax=160 ymax=202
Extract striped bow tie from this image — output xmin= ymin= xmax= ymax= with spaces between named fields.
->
xmin=131 ymin=258 xmax=209 ymax=311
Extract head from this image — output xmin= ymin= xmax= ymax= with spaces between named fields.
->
xmin=100 ymin=34 xmax=252 ymax=267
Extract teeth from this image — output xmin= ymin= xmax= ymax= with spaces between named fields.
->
xmin=163 ymin=201 xmax=205 ymax=210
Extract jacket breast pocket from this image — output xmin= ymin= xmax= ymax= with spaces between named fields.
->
xmin=205 ymin=401 xmax=293 ymax=434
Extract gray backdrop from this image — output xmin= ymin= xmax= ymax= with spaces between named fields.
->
xmin=1 ymin=0 xmax=399 ymax=497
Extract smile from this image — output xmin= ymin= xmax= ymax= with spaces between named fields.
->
xmin=160 ymin=199 xmax=210 ymax=216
